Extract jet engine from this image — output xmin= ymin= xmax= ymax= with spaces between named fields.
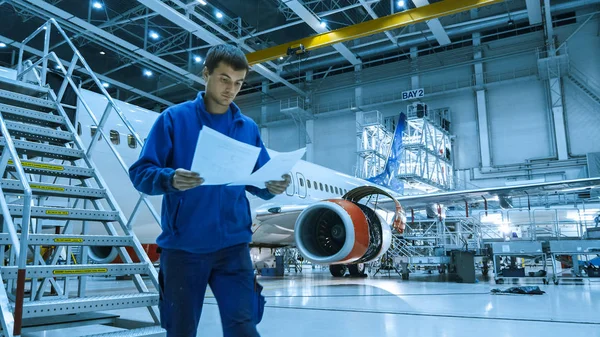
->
xmin=294 ymin=186 xmax=404 ymax=266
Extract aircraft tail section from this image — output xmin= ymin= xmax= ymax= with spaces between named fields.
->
xmin=367 ymin=113 xmax=406 ymax=194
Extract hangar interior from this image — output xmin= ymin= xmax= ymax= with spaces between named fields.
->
xmin=0 ymin=0 xmax=599 ymax=336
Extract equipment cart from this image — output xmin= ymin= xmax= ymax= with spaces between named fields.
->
xmin=489 ymin=241 xmax=549 ymax=284
xmin=548 ymin=240 xmax=600 ymax=285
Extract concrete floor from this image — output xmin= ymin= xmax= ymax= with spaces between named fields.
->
xmin=22 ymin=269 xmax=600 ymax=337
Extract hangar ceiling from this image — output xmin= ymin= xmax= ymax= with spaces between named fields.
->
xmin=0 ymin=0 xmax=586 ymax=110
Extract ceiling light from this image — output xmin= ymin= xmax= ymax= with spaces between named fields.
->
xmin=92 ymin=2 xmax=103 ymax=9
xmin=397 ymin=0 xmax=405 ymax=7
xmin=144 ymin=70 xmax=153 ymax=77
xmin=194 ymin=56 xmax=202 ymax=63
xmin=279 ymin=56 xmax=284 ymax=60
xmin=0 ymin=43 xmax=6 ymax=48
xmin=149 ymin=31 xmax=159 ymax=40
xmin=197 ymin=0 xmax=207 ymax=4
xmin=102 ymin=82 xmax=110 ymax=88
xmin=320 ymin=21 xmax=327 ymax=28
xmin=216 ymin=11 xmax=223 ymax=19
xmin=99 ymin=51 xmax=105 ymax=55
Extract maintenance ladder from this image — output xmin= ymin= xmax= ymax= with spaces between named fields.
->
xmin=0 ymin=19 xmax=164 ymax=337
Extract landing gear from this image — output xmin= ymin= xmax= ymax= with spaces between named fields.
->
xmin=329 ymin=264 xmax=347 ymax=277
xmin=348 ymin=263 xmax=367 ymax=277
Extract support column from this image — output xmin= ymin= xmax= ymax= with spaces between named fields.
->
xmin=305 ymin=71 xmax=314 ymax=162
xmin=410 ymin=46 xmax=420 ymax=90
xmin=355 ymin=64 xmax=363 ymax=177
xmin=543 ymin=0 xmax=569 ymax=160
xmin=472 ymin=10 xmax=491 ymax=168
xmin=260 ymin=81 xmax=269 ymax=148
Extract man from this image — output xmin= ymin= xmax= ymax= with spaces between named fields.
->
xmin=129 ymin=44 xmax=290 ymax=337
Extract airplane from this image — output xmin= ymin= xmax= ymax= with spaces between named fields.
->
xmin=72 ymin=88 xmax=600 ymax=277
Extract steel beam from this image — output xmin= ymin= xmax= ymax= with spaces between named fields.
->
xmin=411 ymin=0 xmax=451 ymax=46
xmin=358 ymin=0 xmax=396 ymax=44
xmin=139 ymin=0 xmax=306 ymax=96
xmin=525 ymin=0 xmax=543 ymax=25
xmin=246 ymin=0 xmax=504 ymax=65
xmin=21 ymin=0 xmax=205 ymax=86
xmin=284 ymin=0 xmax=361 ymax=65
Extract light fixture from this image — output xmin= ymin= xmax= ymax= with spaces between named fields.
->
xmin=144 ymin=70 xmax=153 ymax=77
xmin=197 ymin=0 xmax=207 ymax=4
xmin=102 ymin=82 xmax=110 ymax=88
xmin=0 ymin=43 xmax=6 ymax=48
xmin=216 ymin=11 xmax=223 ymax=19
xmin=320 ymin=21 xmax=327 ymax=28
xmin=397 ymin=0 xmax=405 ymax=7
xmin=279 ymin=56 xmax=284 ymax=60
xmin=92 ymin=2 xmax=103 ymax=9
xmin=99 ymin=51 xmax=105 ymax=55
xmin=149 ymin=31 xmax=160 ymax=40
xmin=194 ymin=56 xmax=202 ymax=63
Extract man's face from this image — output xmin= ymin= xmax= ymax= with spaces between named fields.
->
xmin=203 ymin=61 xmax=246 ymax=108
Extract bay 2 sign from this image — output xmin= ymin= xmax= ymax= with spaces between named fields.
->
xmin=402 ymin=88 xmax=425 ymax=101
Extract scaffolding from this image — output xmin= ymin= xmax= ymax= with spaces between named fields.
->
xmin=355 ymin=110 xmax=392 ymax=179
xmin=398 ymin=103 xmax=454 ymax=192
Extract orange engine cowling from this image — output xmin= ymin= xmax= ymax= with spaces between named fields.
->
xmin=294 ymin=199 xmax=392 ymax=265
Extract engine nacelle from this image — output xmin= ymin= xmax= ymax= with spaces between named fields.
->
xmin=294 ymin=199 xmax=391 ymax=265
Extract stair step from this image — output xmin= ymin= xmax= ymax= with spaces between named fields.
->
xmin=8 ymin=205 xmax=119 ymax=221
xmin=5 ymin=159 xmax=95 ymax=179
xmin=21 ymin=312 xmax=119 ymax=334
xmin=1 ymin=179 xmax=106 ymax=199
xmin=0 ymin=102 xmax=65 ymax=128
xmin=84 ymin=326 xmax=165 ymax=337
xmin=1 ymin=263 xmax=150 ymax=279
xmin=1 ymin=120 xmax=73 ymax=144
xmin=0 ymin=76 xmax=50 ymax=99
xmin=0 ymin=138 xmax=83 ymax=161
xmin=18 ymin=293 xmax=158 ymax=318
xmin=0 ymin=88 xmax=55 ymax=112
xmin=0 ymin=233 xmax=134 ymax=246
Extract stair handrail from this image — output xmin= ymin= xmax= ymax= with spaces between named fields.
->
xmin=16 ymin=19 xmax=161 ymax=230
xmin=0 ymin=102 xmax=32 ymax=337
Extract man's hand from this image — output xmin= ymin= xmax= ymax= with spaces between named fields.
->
xmin=172 ymin=169 xmax=204 ymax=191
xmin=266 ymin=174 xmax=291 ymax=195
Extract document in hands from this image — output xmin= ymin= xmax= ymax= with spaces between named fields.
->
xmin=190 ymin=126 xmax=305 ymax=187
xmin=190 ymin=126 xmax=261 ymax=185
xmin=229 ymin=147 xmax=306 ymax=188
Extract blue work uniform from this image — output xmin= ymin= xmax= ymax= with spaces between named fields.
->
xmin=129 ymin=92 xmax=273 ymax=337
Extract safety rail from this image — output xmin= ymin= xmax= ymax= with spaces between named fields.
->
xmin=0 ymin=108 xmax=32 ymax=337
xmin=17 ymin=19 xmax=161 ymax=231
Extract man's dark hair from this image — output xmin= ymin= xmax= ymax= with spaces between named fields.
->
xmin=204 ymin=44 xmax=249 ymax=74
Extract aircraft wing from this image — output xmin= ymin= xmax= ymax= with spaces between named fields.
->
xmin=393 ymin=177 xmax=600 ymax=209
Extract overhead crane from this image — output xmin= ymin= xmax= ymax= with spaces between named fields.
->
xmin=245 ymin=0 xmax=505 ymax=66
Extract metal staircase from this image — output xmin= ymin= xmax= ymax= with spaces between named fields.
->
xmin=0 ymin=20 xmax=164 ymax=336
xmin=568 ymin=64 xmax=600 ymax=106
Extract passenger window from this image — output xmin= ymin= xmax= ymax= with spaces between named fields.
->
xmin=335 ymin=187 xmax=339 ymax=194
xmin=110 ymin=130 xmax=120 ymax=145
xmin=307 ymin=180 xmax=312 ymax=189
xmin=325 ymin=185 xmax=329 ymax=193
xmin=299 ymin=178 xmax=304 ymax=187
xmin=128 ymin=135 xmax=137 ymax=149
xmin=90 ymin=126 xmax=101 ymax=140
xmin=77 ymin=122 xmax=82 ymax=136
xmin=319 ymin=183 xmax=323 ymax=191
xmin=329 ymin=185 xmax=334 ymax=193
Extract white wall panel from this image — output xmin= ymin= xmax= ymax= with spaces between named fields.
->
xmin=313 ymin=114 xmax=356 ymax=175
xmin=266 ymin=124 xmax=302 ymax=152
xmin=564 ymin=81 xmax=600 ymax=156
xmin=487 ymin=79 xmax=552 ymax=165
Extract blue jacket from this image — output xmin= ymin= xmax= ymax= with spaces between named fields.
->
xmin=128 ymin=92 xmax=274 ymax=253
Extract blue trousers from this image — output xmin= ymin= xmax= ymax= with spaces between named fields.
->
xmin=158 ymin=243 xmax=261 ymax=337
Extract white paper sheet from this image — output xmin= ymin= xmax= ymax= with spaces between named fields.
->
xmin=229 ymin=148 xmax=306 ymax=188
xmin=190 ymin=126 xmax=261 ymax=185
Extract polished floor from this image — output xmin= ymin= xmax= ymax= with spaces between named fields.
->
xmin=23 ymin=268 xmax=600 ymax=337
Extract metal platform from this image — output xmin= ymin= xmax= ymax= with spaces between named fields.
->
xmin=0 ymin=103 xmax=65 ymax=128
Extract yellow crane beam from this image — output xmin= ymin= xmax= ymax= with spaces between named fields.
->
xmin=246 ymin=0 xmax=505 ymax=66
